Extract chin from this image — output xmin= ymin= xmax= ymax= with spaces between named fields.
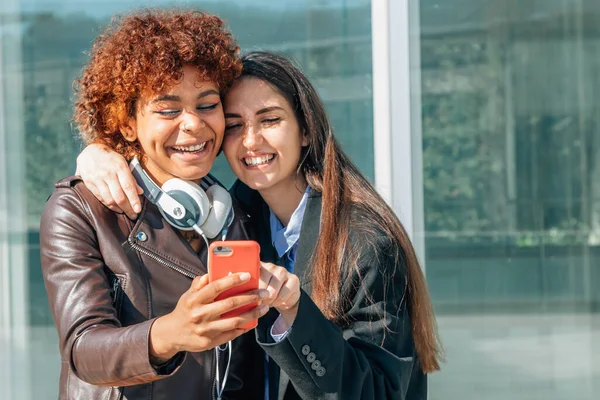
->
xmin=177 ymin=166 xmax=211 ymax=182
xmin=241 ymin=179 xmax=274 ymax=191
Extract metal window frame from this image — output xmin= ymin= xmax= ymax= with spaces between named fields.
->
xmin=372 ymin=0 xmax=425 ymax=268
xmin=0 ymin=1 xmax=31 ymax=398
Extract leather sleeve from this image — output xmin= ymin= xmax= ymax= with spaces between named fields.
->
xmin=40 ymin=186 xmax=183 ymax=387
xmin=255 ymin=236 xmax=426 ymax=400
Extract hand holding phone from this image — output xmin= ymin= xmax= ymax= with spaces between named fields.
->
xmin=208 ymin=240 xmax=261 ymax=329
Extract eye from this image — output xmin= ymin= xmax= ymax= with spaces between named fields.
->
xmin=262 ymin=117 xmax=280 ymax=125
xmin=155 ymin=109 xmax=181 ymax=117
xmin=225 ymin=123 xmax=242 ymax=132
xmin=197 ymin=103 xmax=220 ymax=111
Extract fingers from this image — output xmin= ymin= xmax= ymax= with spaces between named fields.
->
xmin=190 ymin=274 xmax=210 ymax=292
xmin=182 ymin=273 xmax=258 ymax=322
xmin=207 ymin=289 xmax=266 ymax=316
xmin=207 ymin=304 xmax=269 ymax=332
xmin=77 ymin=144 xmax=141 ymax=217
xmin=197 ymin=272 xmax=253 ymax=303
xmin=259 ymin=262 xmax=286 ymax=303
xmin=106 ymin=174 xmax=133 ymax=217
xmin=258 ymin=264 xmax=273 ymax=291
xmin=94 ymin=181 xmax=124 ymax=213
xmin=85 ymin=182 xmax=103 ymax=206
xmin=259 ymin=262 xmax=301 ymax=310
xmin=272 ymin=276 xmax=300 ymax=310
xmin=116 ymin=169 xmax=143 ymax=218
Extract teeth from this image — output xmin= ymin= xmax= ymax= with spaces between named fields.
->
xmin=173 ymin=142 xmax=206 ymax=152
xmin=244 ymin=155 xmax=274 ymax=166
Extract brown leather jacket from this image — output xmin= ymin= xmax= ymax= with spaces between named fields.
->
xmin=40 ymin=176 xmax=257 ymax=400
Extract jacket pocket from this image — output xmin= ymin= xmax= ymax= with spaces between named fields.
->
xmin=108 ymin=273 xmax=126 ymax=319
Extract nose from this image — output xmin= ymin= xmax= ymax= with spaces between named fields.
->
xmin=180 ymin=112 xmax=205 ymax=133
xmin=242 ymin=125 xmax=263 ymax=149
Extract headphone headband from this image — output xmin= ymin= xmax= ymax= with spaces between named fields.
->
xmin=129 ymin=157 xmax=186 ymax=221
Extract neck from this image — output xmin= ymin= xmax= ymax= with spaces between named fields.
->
xmin=259 ymin=176 xmax=307 ymax=226
xmin=144 ymin=160 xmax=202 ymax=187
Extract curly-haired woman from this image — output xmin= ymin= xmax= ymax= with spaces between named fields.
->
xmin=39 ymin=9 xmax=267 ymax=400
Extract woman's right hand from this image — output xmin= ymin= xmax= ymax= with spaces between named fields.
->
xmin=76 ymin=143 xmax=143 ymax=219
xmin=149 ymin=272 xmax=269 ymax=363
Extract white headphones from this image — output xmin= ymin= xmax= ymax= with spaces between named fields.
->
xmin=129 ymin=156 xmax=234 ymax=241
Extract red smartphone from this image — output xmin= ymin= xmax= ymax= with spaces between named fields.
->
xmin=208 ymin=240 xmax=261 ymax=329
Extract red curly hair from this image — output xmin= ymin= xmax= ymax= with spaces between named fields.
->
xmin=73 ymin=9 xmax=242 ymax=160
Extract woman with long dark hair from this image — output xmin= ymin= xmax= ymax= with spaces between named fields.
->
xmin=77 ymin=51 xmax=442 ymax=399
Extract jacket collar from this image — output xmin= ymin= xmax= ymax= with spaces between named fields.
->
xmin=293 ymin=189 xmax=321 ymax=292
xmin=128 ymin=195 xmax=253 ymax=279
xmin=129 ymin=200 xmax=208 ymax=277
xmin=231 ymin=180 xmax=322 ymax=291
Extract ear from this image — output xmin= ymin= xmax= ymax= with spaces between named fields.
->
xmin=301 ymin=131 xmax=309 ymax=147
xmin=121 ymin=118 xmax=137 ymax=142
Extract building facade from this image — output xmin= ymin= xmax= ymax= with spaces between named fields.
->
xmin=1 ymin=0 xmax=598 ymax=398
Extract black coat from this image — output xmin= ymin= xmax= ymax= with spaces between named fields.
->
xmin=228 ymin=181 xmax=427 ymax=400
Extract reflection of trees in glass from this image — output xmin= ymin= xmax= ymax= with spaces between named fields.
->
xmin=24 ymin=88 xmax=79 ymax=223
xmin=421 ymin=40 xmax=508 ymax=240
xmin=421 ymin=34 xmax=600 ymax=246
xmin=422 ymin=92 xmax=492 ymax=233
xmin=20 ymin=13 xmax=101 ymax=225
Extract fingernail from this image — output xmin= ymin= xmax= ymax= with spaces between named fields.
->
xmin=258 ymin=289 xmax=268 ymax=299
xmin=133 ymin=204 xmax=141 ymax=213
xmin=259 ymin=305 xmax=269 ymax=314
xmin=239 ymin=272 xmax=251 ymax=281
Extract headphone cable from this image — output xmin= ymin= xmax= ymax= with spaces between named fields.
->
xmin=193 ymin=215 xmax=234 ymax=399
xmin=214 ymin=341 xmax=232 ymax=400
xmin=192 ymin=224 xmax=210 ymax=249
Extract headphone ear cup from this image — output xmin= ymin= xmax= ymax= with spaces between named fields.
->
xmin=202 ymin=185 xmax=233 ymax=239
xmin=161 ymin=179 xmax=211 ymax=229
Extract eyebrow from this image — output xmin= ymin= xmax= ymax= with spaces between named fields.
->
xmin=225 ymin=106 xmax=285 ymax=119
xmin=257 ymin=106 xmax=284 ymax=115
xmin=151 ymin=89 xmax=220 ymax=104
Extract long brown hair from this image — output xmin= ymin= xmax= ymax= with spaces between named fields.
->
xmin=240 ymin=52 xmax=442 ymax=373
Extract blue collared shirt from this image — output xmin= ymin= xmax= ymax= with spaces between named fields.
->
xmin=268 ymin=186 xmax=311 ymax=273
xmin=264 ymin=185 xmax=310 ymax=400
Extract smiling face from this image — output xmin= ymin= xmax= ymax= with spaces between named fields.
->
xmin=222 ymin=77 xmax=308 ymax=195
xmin=122 ymin=65 xmax=225 ymax=186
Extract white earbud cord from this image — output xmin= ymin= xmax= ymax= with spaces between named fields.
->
xmin=192 ymin=224 xmax=210 ymax=249
xmin=192 ymin=218 xmax=234 ymax=400
xmin=214 ymin=341 xmax=232 ymax=400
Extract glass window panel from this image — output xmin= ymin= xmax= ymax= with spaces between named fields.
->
xmin=418 ymin=1 xmax=600 ymax=399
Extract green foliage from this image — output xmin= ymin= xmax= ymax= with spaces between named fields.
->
xmin=420 ymin=38 xmax=598 ymax=247
xmin=24 ymin=90 xmax=81 ymax=224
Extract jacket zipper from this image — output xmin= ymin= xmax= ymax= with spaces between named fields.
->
xmin=108 ymin=277 xmax=125 ymax=400
xmin=128 ymin=238 xmax=197 ymax=279
xmin=110 ymin=276 xmax=124 ymax=318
